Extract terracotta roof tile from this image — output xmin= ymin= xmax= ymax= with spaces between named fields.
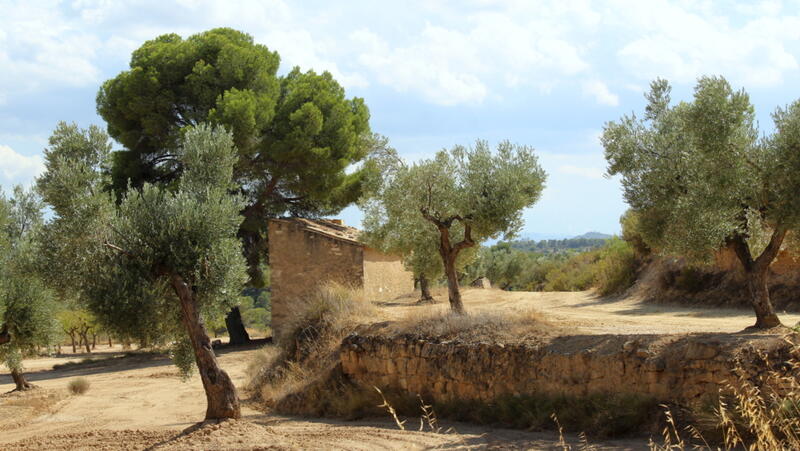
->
xmin=271 ymin=218 xmax=362 ymax=245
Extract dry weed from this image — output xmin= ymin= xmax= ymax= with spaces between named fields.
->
xmin=67 ymin=377 xmax=90 ymax=395
xmin=248 ymin=283 xmax=379 ymax=410
xmin=388 ymin=306 xmax=553 ymax=344
xmin=648 ymin=339 xmax=800 ymax=450
xmin=375 ymin=387 xmax=406 ymax=430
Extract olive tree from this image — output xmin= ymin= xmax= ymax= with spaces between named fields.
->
xmin=0 ymin=187 xmax=58 ymax=391
xmin=603 ymin=77 xmax=800 ymax=328
xmin=39 ymin=123 xmax=247 ymax=419
xmin=361 ymin=145 xmax=441 ymax=301
xmin=363 ymin=140 xmax=546 ymax=312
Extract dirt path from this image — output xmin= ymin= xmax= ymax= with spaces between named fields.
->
xmin=2 ymin=289 xmax=790 ymax=449
xmin=1 ymin=344 xmax=647 ymax=450
xmin=385 ymin=288 xmax=800 ymax=334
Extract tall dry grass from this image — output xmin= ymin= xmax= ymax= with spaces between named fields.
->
xmin=247 ymin=283 xmax=379 ymax=415
xmin=650 ymin=340 xmax=800 ymax=450
xmin=386 ymin=306 xmax=556 ymax=345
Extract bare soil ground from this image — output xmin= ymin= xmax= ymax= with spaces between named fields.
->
xmin=2 ymin=289 xmax=794 ymax=450
xmin=384 ymin=288 xmax=800 ymax=334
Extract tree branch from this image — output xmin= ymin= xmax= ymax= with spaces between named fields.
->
xmin=103 ymin=241 xmax=137 ymax=259
xmin=453 ymin=221 xmax=475 ymax=252
xmin=729 ymin=232 xmax=754 ymax=272
xmin=241 ymin=176 xmax=280 ymax=218
xmin=754 ymin=227 xmax=788 ymax=273
xmin=420 ymin=207 xmax=443 ymax=228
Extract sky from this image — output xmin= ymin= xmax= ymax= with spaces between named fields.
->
xmin=2 ymin=1 xmax=800 ymax=240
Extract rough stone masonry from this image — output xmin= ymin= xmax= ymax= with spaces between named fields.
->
xmin=340 ymin=332 xmax=797 ymax=405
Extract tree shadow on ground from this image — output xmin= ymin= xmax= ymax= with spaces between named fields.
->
xmin=0 ymin=338 xmax=271 ymax=386
xmin=568 ymin=290 xmax=768 ymax=320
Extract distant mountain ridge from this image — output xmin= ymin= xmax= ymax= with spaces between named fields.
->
xmin=572 ymin=231 xmax=613 ymax=240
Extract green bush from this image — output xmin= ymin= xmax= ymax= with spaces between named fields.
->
xmin=593 ymin=238 xmax=638 ymax=296
xmin=242 ymin=307 xmax=270 ymax=329
xmin=542 ymin=252 xmax=597 ymax=292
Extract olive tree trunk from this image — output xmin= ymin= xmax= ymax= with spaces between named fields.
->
xmin=81 ymin=331 xmax=91 ymax=353
xmin=170 ymin=274 xmax=241 ymax=420
xmin=442 ymin=252 xmax=464 ymax=313
xmin=225 ymin=307 xmax=250 ymax=345
xmin=731 ymin=228 xmax=786 ymax=329
xmin=11 ymin=368 xmax=35 ymax=391
xmin=421 ymin=212 xmax=475 ymax=314
xmin=419 ymin=273 xmax=433 ymax=302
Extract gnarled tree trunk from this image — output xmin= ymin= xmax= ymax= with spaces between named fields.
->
xmin=225 ymin=307 xmax=250 ymax=345
xmin=170 ymin=274 xmax=241 ymax=420
xmin=730 ymin=228 xmax=786 ymax=329
xmin=418 ymin=273 xmax=433 ymax=302
xmin=421 ymin=211 xmax=475 ymax=314
xmin=442 ymin=252 xmax=464 ymax=313
xmin=81 ymin=331 xmax=91 ymax=353
xmin=11 ymin=368 xmax=35 ymax=391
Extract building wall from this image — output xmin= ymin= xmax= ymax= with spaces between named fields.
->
xmin=268 ymin=220 xmax=364 ymax=339
xmin=362 ymin=247 xmax=414 ymax=302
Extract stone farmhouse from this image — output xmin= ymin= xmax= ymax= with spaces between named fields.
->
xmin=268 ymin=218 xmax=413 ymax=338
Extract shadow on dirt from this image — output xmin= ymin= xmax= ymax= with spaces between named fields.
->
xmin=0 ymin=338 xmax=272 ymax=386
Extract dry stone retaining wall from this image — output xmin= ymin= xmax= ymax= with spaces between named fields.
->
xmin=340 ymin=333 xmax=795 ymax=404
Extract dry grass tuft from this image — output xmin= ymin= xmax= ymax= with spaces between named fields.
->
xmin=649 ymin=338 xmax=800 ymax=450
xmin=386 ymin=306 xmax=555 ymax=345
xmin=248 ymin=283 xmax=379 ymax=413
xmin=67 ymin=377 xmax=90 ymax=395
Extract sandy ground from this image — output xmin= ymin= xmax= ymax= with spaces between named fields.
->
xmin=2 ymin=289 xmax=794 ymax=450
xmin=383 ymin=288 xmax=800 ymax=334
xmin=0 ymin=344 xmax=646 ymax=450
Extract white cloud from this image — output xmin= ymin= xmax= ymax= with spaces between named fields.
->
xmin=3 ymin=0 xmax=800 ymax=110
xmin=0 ymin=144 xmax=45 ymax=187
xmin=260 ymin=28 xmax=369 ymax=89
xmin=582 ymin=80 xmax=619 ymax=106
xmin=0 ymin=1 xmax=102 ymax=99
xmin=348 ymin=4 xmax=593 ymax=106
xmin=610 ymin=0 xmax=800 ymax=86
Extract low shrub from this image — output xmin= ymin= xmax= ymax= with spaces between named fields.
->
xmin=593 ymin=237 xmax=638 ymax=296
xmin=67 ymin=377 xmax=90 ymax=395
xmin=542 ymin=252 xmax=598 ymax=292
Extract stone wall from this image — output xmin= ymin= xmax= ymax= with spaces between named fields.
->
xmin=362 ymin=247 xmax=414 ymax=302
xmin=340 ymin=333 xmax=795 ymax=405
xmin=268 ymin=220 xmax=364 ymax=339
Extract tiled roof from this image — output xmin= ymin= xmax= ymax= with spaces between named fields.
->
xmin=271 ymin=218 xmax=362 ymax=245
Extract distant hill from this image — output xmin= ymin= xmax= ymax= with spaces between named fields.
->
xmin=509 ymin=234 xmax=612 ymax=254
xmin=572 ymin=231 xmax=613 ymax=240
